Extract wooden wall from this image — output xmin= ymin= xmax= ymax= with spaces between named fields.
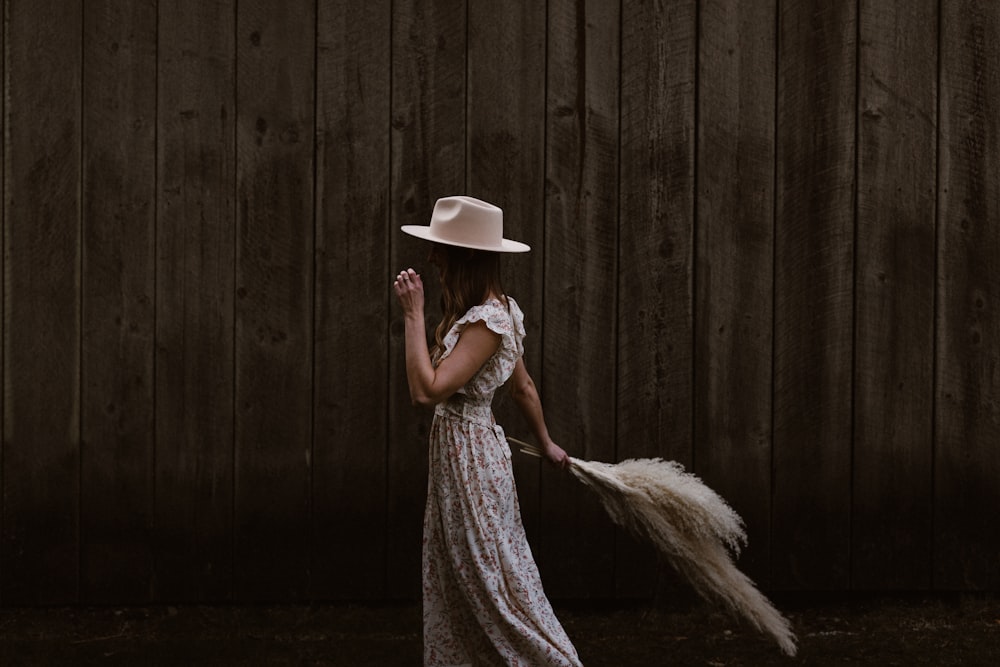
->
xmin=0 ymin=0 xmax=997 ymax=605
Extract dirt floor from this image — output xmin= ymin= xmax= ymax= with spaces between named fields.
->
xmin=1 ymin=594 xmax=998 ymax=666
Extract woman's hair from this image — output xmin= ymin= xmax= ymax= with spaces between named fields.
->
xmin=432 ymin=244 xmax=505 ymax=356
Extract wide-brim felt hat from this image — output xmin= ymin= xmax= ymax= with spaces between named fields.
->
xmin=401 ymin=196 xmax=530 ymax=253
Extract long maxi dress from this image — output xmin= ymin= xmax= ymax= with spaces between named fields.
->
xmin=422 ymin=297 xmax=582 ymax=667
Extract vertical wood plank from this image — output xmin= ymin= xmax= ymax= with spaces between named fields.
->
xmin=387 ymin=0 xmax=466 ymax=598
xmin=853 ymin=0 xmax=937 ymax=590
xmin=0 ymin=0 xmax=5 ymax=608
xmin=234 ymin=0 xmax=315 ymax=601
xmin=542 ymin=0 xmax=620 ymax=598
xmin=466 ymin=0 xmax=546 ymax=544
xmin=313 ymin=0 xmax=391 ymax=600
xmin=155 ymin=0 xmax=236 ymax=601
xmin=695 ymin=0 xmax=775 ymax=588
xmin=0 ymin=0 xmax=4 ymax=605
xmin=772 ymin=0 xmax=856 ymax=590
xmin=618 ymin=0 xmax=697 ymax=598
xmin=80 ymin=0 xmax=157 ymax=604
xmin=935 ymin=0 xmax=1000 ymax=590
xmin=2 ymin=0 xmax=82 ymax=605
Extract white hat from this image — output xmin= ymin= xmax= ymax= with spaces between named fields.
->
xmin=401 ymin=196 xmax=530 ymax=253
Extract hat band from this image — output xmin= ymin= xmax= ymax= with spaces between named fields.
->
xmin=430 ymin=217 xmax=503 ymax=249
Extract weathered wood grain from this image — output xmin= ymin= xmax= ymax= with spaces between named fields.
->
xmin=80 ymin=0 xmax=157 ymax=604
xmin=387 ymin=0 xmax=467 ymax=598
xmin=772 ymin=0 xmax=856 ymax=590
xmin=467 ymin=0 xmax=547 ymax=545
xmin=155 ymin=0 xmax=236 ymax=601
xmin=313 ymin=0 xmax=391 ymax=600
xmin=617 ymin=0 xmax=697 ymax=598
xmin=234 ymin=0 xmax=315 ymax=601
xmin=541 ymin=0 xmax=620 ymax=599
xmin=2 ymin=0 xmax=83 ymax=605
xmin=935 ymin=0 xmax=1000 ymax=591
xmin=0 ymin=0 xmax=998 ymax=604
xmin=695 ymin=0 xmax=775 ymax=588
xmin=0 ymin=0 xmax=4 ymax=605
xmin=853 ymin=0 xmax=937 ymax=590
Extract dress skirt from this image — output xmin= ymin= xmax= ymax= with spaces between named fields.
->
xmin=422 ymin=398 xmax=581 ymax=667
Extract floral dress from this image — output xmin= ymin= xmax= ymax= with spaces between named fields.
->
xmin=422 ymin=297 xmax=582 ymax=667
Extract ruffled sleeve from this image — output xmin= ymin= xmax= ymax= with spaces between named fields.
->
xmin=434 ymin=297 xmax=526 ymax=399
xmin=439 ymin=297 xmax=525 ymax=363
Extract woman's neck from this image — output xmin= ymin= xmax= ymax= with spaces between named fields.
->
xmin=484 ymin=292 xmax=507 ymax=307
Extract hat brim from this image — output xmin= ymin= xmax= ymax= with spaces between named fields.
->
xmin=400 ymin=225 xmax=530 ymax=253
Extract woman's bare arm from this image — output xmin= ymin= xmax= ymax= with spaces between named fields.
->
xmin=394 ymin=267 xmax=499 ymax=407
xmin=508 ymin=358 xmax=570 ymax=469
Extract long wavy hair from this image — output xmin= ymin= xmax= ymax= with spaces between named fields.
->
xmin=432 ymin=243 xmax=506 ymax=357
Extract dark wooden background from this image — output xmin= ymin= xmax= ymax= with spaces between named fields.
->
xmin=1 ymin=0 xmax=997 ymax=606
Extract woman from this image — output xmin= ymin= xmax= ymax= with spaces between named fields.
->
xmin=393 ymin=196 xmax=582 ymax=667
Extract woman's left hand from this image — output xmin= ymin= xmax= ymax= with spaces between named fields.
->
xmin=542 ymin=440 xmax=571 ymax=470
xmin=393 ymin=268 xmax=424 ymax=315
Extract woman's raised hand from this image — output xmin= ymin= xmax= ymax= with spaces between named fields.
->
xmin=393 ymin=268 xmax=424 ymax=315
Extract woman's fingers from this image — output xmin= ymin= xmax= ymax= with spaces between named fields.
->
xmin=399 ymin=268 xmax=422 ymax=291
xmin=392 ymin=268 xmax=424 ymax=312
xmin=393 ymin=269 xmax=414 ymax=290
xmin=394 ymin=268 xmax=420 ymax=285
xmin=543 ymin=443 xmax=571 ymax=471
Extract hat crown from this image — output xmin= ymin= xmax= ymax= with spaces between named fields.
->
xmin=429 ymin=196 xmax=503 ymax=248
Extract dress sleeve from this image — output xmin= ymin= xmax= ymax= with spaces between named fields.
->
xmin=439 ymin=298 xmax=525 ymax=362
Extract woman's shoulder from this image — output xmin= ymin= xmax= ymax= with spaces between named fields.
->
xmin=459 ymin=296 xmax=505 ymax=322
xmin=447 ymin=295 xmax=525 ymax=359
xmin=456 ymin=295 xmax=522 ymax=330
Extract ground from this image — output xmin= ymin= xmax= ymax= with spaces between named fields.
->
xmin=1 ymin=594 xmax=998 ymax=665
